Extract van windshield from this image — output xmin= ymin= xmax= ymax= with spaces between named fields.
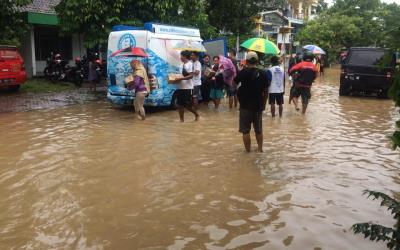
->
xmin=348 ymin=50 xmax=389 ymax=66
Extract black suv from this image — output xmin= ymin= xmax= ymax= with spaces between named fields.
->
xmin=339 ymin=47 xmax=396 ymax=97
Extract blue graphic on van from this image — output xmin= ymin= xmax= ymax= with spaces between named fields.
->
xmin=107 ymin=48 xmax=180 ymax=106
xmin=118 ymin=34 xmax=136 ymax=50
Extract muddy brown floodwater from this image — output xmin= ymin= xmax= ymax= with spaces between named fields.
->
xmin=0 ymin=68 xmax=399 ymax=250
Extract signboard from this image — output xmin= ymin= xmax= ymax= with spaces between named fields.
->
xmin=146 ymin=23 xmax=201 ymax=37
xmin=203 ymin=38 xmax=228 ymax=58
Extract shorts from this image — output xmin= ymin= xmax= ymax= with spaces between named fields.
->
xmin=226 ymin=85 xmax=237 ymax=97
xmin=210 ymin=88 xmax=224 ymax=99
xmin=176 ymin=89 xmax=193 ymax=107
xmin=269 ymin=93 xmax=284 ymax=105
xmin=239 ymin=108 xmax=263 ymax=134
xmin=193 ymin=85 xmax=202 ymax=99
xmin=291 ymin=87 xmax=311 ymax=104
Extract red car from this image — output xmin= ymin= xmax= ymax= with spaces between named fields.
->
xmin=0 ymin=45 xmax=27 ymax=91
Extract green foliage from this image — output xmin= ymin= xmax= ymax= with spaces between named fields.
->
xmin=388 ymin=65 xmax=400 ymax=149
xmin=298 ymin=0 xmax=400 ymax=62
xmin=380 ymin=3 xmax=400 ymax=49
xmin=0 ymin=0 xmax=32 ymax=46
xmin=21 ymin=79 xmax=77 ymax=93
xmin=352 ymin=190 xmax=400 ymax=249
xmin=296 ymin=14 xmax=361 ymax=63
xmin=56 ymin=0 xmax=218 ymax=47
xmin=56 ymin=0 xmax=127 ymax=48
xmin=166 ymin=0 xmax=217 ymax=39
xmin=315 ymin=0 xmax=328 ymax=14
xmin=206 ymin=0 xmax=270 ymax=36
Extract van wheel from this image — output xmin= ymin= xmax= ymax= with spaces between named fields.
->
xmin=339 ymin=83 xmax=350 ymax=96
xmin=170 ymin=92 xmax=178 ymax=110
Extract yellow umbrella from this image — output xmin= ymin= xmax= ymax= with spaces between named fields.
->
xmin=241 ymin=38 xmax=280 ymax=55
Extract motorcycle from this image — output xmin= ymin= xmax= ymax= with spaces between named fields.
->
xmin=43 ymin=53 xmax=69 ymax=82
xmin=63 ymin=57 xmax=84 ymax=87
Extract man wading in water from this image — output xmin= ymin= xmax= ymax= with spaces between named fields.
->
xmin=169 ymin=51 xmax=200 ymax=122
xmin=236 ymin=52 xmax=269 ymax=152
xmin=289 ymin=52 xmax=318 ymax=114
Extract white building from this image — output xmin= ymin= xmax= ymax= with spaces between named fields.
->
xmin=256 ymin=0 xmax=319 ymax=53
xmin=19 ymin=0 xmax=86 ymax=77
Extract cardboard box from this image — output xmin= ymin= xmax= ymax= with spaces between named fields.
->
xmin=204 ymin=67 xmax=216 ymax=77
xmin=168 ymin=73 xmax=183 ymax=82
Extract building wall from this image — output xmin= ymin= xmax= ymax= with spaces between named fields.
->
xmin=20 ymin=27 xmax=35 ymax=78
xmin=72 ymin=33 xmax=85 ymax=60
xmin=20 ymin=25 xmax=86 ymax=77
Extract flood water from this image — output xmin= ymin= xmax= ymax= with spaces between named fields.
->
xmin=0 ymin=68 xmax=399 ymax=250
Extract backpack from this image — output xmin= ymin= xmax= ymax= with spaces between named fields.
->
xmin=297 ymin=68 xmax=316 ymax=86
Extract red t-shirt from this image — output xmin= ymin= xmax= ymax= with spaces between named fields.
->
xmin=289 ymin=61 xmax=318 ymax=88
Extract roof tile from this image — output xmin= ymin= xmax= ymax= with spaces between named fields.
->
xmin=19 ymin=0 xmax=61 ymax=15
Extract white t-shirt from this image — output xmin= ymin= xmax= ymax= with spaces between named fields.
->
xmin=192 ymin=60 xmax=202 ymax=86
xmin=179 ymin=61 xmax=193 ymax=89
xmin=268 ymin=65 xmax=285 ymax=93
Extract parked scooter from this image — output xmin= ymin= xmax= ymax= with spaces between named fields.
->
xmin=44 ymin=53 xmax=69 ymax=82
xmin=63 ymin=57 xmax=84 ymax=87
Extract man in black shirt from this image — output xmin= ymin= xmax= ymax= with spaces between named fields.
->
xmin=236 ymin=52 xmax=269 ymax=152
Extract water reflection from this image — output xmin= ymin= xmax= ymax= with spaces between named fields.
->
xmin=0 ymin=68 xmax=399 ymax=249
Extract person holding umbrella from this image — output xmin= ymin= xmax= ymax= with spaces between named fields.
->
xmin=125 ymin=59 xmax=150 ymax=120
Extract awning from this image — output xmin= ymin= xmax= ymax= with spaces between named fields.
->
xmin=27 ymin=12 xmax=59 ymax=25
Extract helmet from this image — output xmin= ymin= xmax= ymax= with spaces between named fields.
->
xmin=75 ymin=57 xmax=81 ymax=62
xmin=54 ymin=54 xmax=61 ymax=59
xmin=95 ymin=59 xmax=101 ymax=65
xmin=303 ymin=52 xmax=314 ymax=61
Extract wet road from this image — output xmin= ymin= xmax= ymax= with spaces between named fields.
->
xmin=0 ymin=87 xmax=105 ymax=113
xmin=0 ymin=68 xmax=399 ymax=249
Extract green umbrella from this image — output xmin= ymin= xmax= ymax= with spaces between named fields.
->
xmin=240 ymin=38 xmax=280 ymax=55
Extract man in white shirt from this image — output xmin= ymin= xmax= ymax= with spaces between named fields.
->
xmin=267 ymin=56 xmax=285 ymax=117
xmin=170 ymin=50 xmax=200 ymax=122
xmin=191 ymin=52 xmax=202 ymax=110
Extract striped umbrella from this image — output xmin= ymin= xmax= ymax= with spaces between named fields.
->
xmin=240 ymin=38 xmax=280 ymax=55
xmin=111 ymin=46 xmax=148 ymax=57
xmin=303 ymin=45 xmax=326 ymax=54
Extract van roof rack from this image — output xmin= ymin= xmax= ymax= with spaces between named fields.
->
xmin=112 ymin=25 xmax=144 ymax=32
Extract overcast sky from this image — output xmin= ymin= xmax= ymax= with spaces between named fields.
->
xmin=325 ymin=0 xmax=400 ymax=5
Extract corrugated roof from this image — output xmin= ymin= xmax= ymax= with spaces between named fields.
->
xmin=19 ymin=0 xmax=61 ymax=15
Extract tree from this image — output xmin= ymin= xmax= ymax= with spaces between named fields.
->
xmin=296 ymin=14 xmax=362 ymax=62
xmin=0 ymin=0 xmax=32 ymax=46
xmin=315 ymin=0 xmax=328 ymax=14
xmin=389 ymin=64 xmax=400 ymax=150
xmin=55 ymin=0 xmax=128 ymax=48
xmin=380 ymin=3 xmax=400 ymax=49
xmin=352 ymin=190 xmax=400 ymax=249
xmin=56 ymin=0 xmax=217 ymax=48
xmin=162 ymin=0 xmax=217 ymax=39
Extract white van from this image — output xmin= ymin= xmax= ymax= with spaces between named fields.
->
xmin=107 ymin=23 xmax=204 ymax=107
